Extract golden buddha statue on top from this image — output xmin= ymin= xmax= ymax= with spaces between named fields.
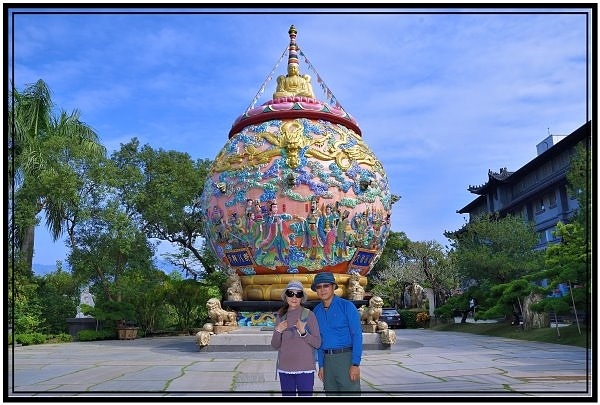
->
xmin=273 ymin=63 xmax=315 ymax=99
xmin=272 ymin=25 xmax=315 ymax=99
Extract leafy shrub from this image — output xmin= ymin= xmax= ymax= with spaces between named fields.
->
xmin=11 ymin=332 xmax=73 ymax=345
xmin=433 ymin=303 xmax=456 ymax=322
xmin=399 ymin=310 xmax=418 ymax=328
xmin=47 ymin=333 xmax=72 ymax=343
xmin=13 ymin=308 xmax=43 ymax=335
xmin=15 ymin=332 xmax=47 ymax=345
xmin=77 ymin=329 xmax=114 ymax=341
xmin=76 ymin=330 xmax=98 ymax=341
xmin=397 ymin=310 xmax=433 ymax=328
xmin=434 ymin=294 xmax=468 ymax=321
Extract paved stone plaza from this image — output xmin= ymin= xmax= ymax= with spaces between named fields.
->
xmin=6 ymin=328 xmax=593 ymax=399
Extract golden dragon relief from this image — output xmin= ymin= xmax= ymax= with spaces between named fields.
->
xmin=212 ymin=120 xmax=384 ymax=174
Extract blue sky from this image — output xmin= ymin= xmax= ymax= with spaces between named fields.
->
xmin=7 ymin=6 xmax=592 ymax=269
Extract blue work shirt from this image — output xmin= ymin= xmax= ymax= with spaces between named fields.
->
xmin=314 ymin=295 xmax=363 ymax=367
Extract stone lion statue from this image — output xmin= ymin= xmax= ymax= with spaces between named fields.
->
xmin=358 ymin=296 xmax=384 ymax=325
xmin=380 ymin=328 xmax=397 ymax=345
xmin=376 ymin=320 xmax=388 ymax=331
xmin=195 ymin=323 xmax=215 ymax=347
xmin=206 ymin=298 xmax=238 ymax=326
xmin=347 ymin=272 xmax=365 ymax=300
xmin=226 ymin=273 xmax=243 ymax=301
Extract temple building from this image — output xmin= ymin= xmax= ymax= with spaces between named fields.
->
xmin=456 ymin=120 xmax=591 ymax=251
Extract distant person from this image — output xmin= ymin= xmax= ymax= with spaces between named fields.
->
xmin=271 ymin=280 xmax=321 ymax=396
xmin=461 ymin=297 xmax=477 ymax=323
xmin=312 ymin=272 xmax=362 ymax=395
xmin=512 ymin=304 xmax=522 ymax=326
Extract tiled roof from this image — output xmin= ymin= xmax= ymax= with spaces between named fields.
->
xmin=467 ymin=167 xmax=514 ymax=193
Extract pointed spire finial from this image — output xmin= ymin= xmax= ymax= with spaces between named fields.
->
xmin=287 ymin=25 xmax=299 ymax=66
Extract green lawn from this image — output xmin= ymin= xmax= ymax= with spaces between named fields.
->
xmin=430 ymin=320 xmax=589 ymax=348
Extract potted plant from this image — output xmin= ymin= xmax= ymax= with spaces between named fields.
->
xmin=116 ymin=323 xmax=139 ymax=340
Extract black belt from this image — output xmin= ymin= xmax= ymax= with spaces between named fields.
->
xmin=324 ymin=347 xmax=352 ymax=354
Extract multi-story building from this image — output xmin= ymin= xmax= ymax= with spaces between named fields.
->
xmin=456 ymin=120 xmax=591 ymax=251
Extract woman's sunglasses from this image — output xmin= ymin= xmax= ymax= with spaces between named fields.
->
xmin=285 ymin=290 xmax=304 ymax=298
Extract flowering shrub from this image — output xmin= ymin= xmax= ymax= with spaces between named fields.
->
xmin=416 ymin=312 xmax=430 ymax=323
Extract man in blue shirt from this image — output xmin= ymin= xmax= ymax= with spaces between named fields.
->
xmin=311 ymin=272 xmax=362 ymax=395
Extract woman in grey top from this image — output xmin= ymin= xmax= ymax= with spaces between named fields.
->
xmin=271 ymin=280 xmax=321 ymax=396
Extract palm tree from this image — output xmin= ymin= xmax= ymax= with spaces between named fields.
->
xmin=8 ymin=79 xmax=106 ymax=275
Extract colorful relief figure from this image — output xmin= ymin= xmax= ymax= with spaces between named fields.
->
xmin=245 ymin=211 xmax=263 ymax=249
xmin=201 ymin=116 xmax=391 ymax=273
xmin=226 ymin=211 xmax=246 ymax=247
xmin=209 ymin=205 xmax=226 ymax=243
xmin=335 ymin=209 xmax=350 ymax=260
xmin=301 ymin=197 xmax=325 ymax=260
xmin=255 ymin=202 xmax=295 ymax=265
xmin=321 ymin=203 xmax=339 ymax=263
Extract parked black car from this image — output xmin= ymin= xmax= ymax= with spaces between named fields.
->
xmin=380 ymin=308 xmax=404 ymax=329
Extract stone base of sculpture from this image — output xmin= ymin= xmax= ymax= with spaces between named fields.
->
xmin=361 ymin=324 xmax=377 ymax=333
xmin=195 ymin=325 xmax=395 ymax=351
xmin=66 ymin=317 xmax=101 ymax=341
xmin=197 ymin=293 xmax=395 ymax=351
xmin=213 ymin=325 xmax=239 ymax=334
xmin=240 ymin=273 xmax=367 ymax=301
xmin=223 ymin=299 xmax=368 ymax=328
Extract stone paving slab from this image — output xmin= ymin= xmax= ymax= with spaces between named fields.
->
xmin=6 ymin=329 xmax=592 ymax=399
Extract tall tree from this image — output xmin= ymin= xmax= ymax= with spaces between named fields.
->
xmin=118 ymin=265 xmax=169 ymax=334
xmin=8 ymin=79 xmax=105 ymax=275
xmin=407 ymin=240 xmax=458 ymax=308
xmin=566 ymin=142 xmax=592 ymax=231
xmin=368 ymin=231 xmax=410 ymax=282
xmin=163 ymin=273 xmax=221 ymax=331
xmin=445 ymin=214 xmax=543 ymax=285
xmin=35 ymin=264 xmax=80 ymax=334
xmin=535 ymin=222 xmax=588 ymax=319
xmin=445 ymin=214 xmax=544 ymax=321
xmin=532 ymin=142 xmax=592 ymax=329
xmin=368 ymin=231 xmax=410 ymax=306
xmin=370 ymin=238 xmax=456 ymax=309
xmin=68 ymin=200 xmax=155 ymax=303
xmin=107 ymin=139 xmax=215 ymax=278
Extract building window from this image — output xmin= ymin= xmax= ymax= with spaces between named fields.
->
xmin=520 ymin=206 xmax=527 ymax=220
xmin=535 ymin=198 xmax=545 ymax=213
xmin=548 ymin=192 xmax=557 ymax=208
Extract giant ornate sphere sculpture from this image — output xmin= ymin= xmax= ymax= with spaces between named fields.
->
xmin=200 ymin=26 xmax=393 ymax=301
